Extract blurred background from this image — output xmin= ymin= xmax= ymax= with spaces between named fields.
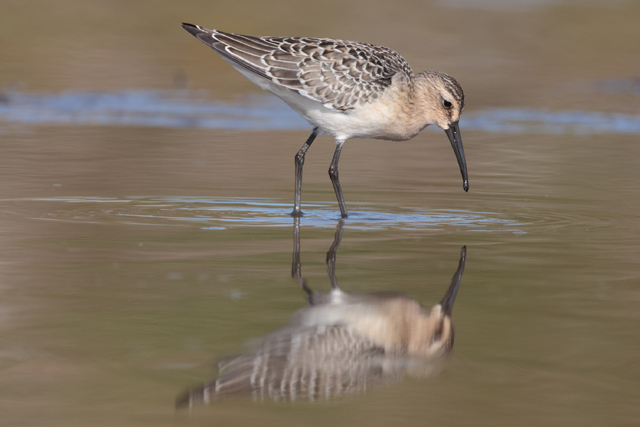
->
xmin=1 ymin=0 xmax=639 ymax=426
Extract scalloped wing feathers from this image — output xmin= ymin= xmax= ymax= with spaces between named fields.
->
xmin=186 ymin=25 xmax=415 ymax=112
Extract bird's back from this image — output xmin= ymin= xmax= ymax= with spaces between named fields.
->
xmin=176 ymin=323 xmax=392 ymax=405
xmin=181 ymin=23 xmax=414 ymax=112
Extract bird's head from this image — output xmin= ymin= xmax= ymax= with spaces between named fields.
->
xmin=417 ymin=71 xmax=468 ymax=192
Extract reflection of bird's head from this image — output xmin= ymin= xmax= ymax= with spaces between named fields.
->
xmin=407 ymin=303 xmax=454 ymax=358
xmin=407 ymin=245 xmax=465 ymax=357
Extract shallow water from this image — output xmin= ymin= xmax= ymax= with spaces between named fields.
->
xmin=1 ymin=1 xmax=639 ymax=426
xmin=3 ymin=89 xmax=640 ymax=134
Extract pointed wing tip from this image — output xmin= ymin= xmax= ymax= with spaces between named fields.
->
xmin=175 ymin=386 xmax=199 ymax=410
xmin=181 ymin=22 xmax=207 ymax=38
xmin=175 ymin=382 xmax=210 ymax=409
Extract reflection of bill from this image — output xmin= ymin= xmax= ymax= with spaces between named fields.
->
xmin=176 ymin=219 xmax=466 ymax=407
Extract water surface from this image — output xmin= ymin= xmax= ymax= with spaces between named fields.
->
xmin=1 ymin=1 xmax=639 ymax=426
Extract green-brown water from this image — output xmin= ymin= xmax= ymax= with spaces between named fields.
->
xmin=1 ymin=1 xmax=639 ymax=426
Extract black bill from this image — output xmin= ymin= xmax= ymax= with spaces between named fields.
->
xmin=440 ymin=246 xmax=466 ymax=316
xmin=444 ymin=121 xmax=469 ymax=192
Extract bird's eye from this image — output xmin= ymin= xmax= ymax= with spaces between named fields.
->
xmin=443 ymin=100 xmax=453 ymax=109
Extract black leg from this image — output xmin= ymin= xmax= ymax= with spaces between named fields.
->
xmin=291 ymin=128 xmax=318 ymax=217
xmin=328 ymin=140 xmax=348 ymax=218
xmin=292 ymin=216 xmax=302 ymax=281
xmin=291 ymin=216 xmax=313 ymax=301
xmin=326 ymin=219 xmax=345 ymax=290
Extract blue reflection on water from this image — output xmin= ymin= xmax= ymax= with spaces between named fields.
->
xmin=19 ymin=196 xmax=526 ymax=232
xmin=0 ymin=90 xmax=307 ymax=130
xmin=462 ymin=108 xmax=640 ymax=135
xmin=1 ymin=89 xmax=639 ymax=134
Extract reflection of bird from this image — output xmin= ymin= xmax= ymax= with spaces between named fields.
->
xmin=176 ymin=220 xmax=466 ymax=407
xmin=181 ymin=23 xmax=468 ymax=218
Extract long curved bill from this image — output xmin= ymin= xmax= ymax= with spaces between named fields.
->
xmin=444 ymin=121 xmax=469 ymax=192
xmin=440 ymin=246 xmax=466 ymax=316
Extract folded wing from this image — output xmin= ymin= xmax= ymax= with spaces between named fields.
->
xmin=182 ymin=23 xmax=415 ymax=111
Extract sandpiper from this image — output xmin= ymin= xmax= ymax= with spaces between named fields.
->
xmin=182 ymin=23 xmax=468 ymax=218
xmin=176 ymin=219 xmax=466 ymax=406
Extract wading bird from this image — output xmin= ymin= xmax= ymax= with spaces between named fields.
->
xmin=182 ymin=23 xmax=468 ymax=218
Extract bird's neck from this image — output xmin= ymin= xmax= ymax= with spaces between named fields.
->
xmin=409 ymin=74 xmax=442 ymax=130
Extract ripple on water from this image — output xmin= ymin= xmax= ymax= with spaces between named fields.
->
xmin=10 ymin=197 xmax=527 ymax=233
